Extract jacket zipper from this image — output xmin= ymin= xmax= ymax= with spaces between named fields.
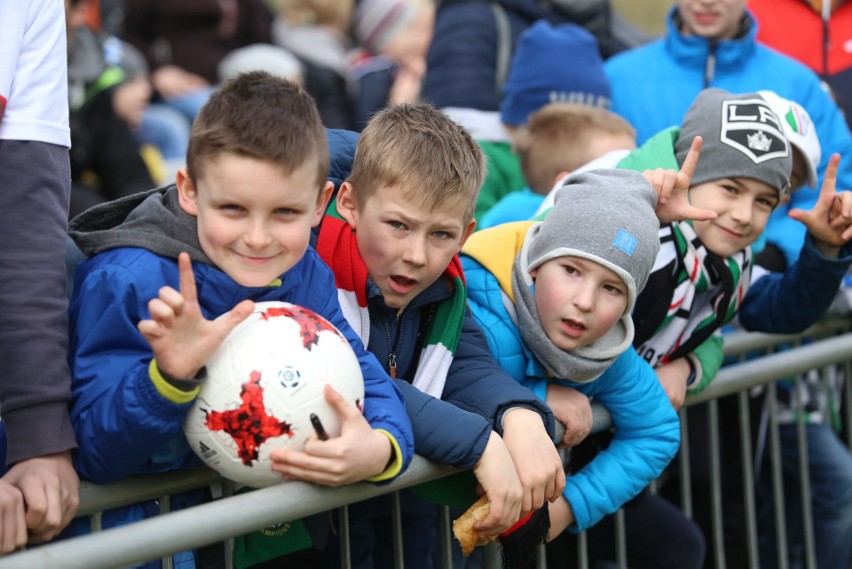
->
xmin=704 ymin=40 xmax=717 ymax=88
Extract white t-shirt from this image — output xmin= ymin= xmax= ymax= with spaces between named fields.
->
xmin=0 ymin=0 xmax=70 ymax=147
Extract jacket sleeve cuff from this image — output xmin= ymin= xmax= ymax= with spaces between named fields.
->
xmin=365 ymin=429 xmax=404 ymax=482
xmin=149 ymin=359 xmax=201 ymax=404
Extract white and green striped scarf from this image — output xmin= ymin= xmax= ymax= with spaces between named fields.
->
xmin=632 ymin=221 xmax=752 ymax=367
xmin=315 ymin=204 xmax=467 ymax=398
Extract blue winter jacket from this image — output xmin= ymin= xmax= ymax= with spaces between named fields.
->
xmin=69 ymin=244 xmax=413 ymax=484
xmin=460 ymin=252 xmax=680 ymax=532
xmin=605 ymin=6 xmax=852 ymax=265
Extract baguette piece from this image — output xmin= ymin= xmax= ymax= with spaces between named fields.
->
xmin=452 ymin=496 xmax=497 ymax=556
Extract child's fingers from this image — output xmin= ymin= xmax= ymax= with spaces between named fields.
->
xmin=678 ymin=135 xmax=703 ymax=184
xmin=323 ymin=383 xmax=361 ymax=421
xmin=685 ymin=205 xmax=718 ymax=222
xmin=147 ymin=297 xmax=178 ymax=326
xmin=475 ymin=496 xmax=509 ymax=535
xmin=137 ymin=319 xmax=165 ymax=339
xmin=818 ymin=153 xmax=841 ymax=206
xmin=213 ymin=299 xmax=254 ymax=338
xmin=157 ymin=286 xmax=185 ymax=314
xmin=787 ymin=208 xmax=808 ymax=225
xmin=176 ymin=252 xmax=200 ymax=303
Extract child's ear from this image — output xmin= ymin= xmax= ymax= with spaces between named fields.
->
xmin=176 ymin=167 xmax=199 ymax=217
xmin=457 ymin=218 xmax=477 ymax=251
xmin=312 ymin=181 xmax=334 ymax=226
xmin=336 ymin=182 xmax=359 ymax=229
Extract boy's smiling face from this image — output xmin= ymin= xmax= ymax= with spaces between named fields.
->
xmin=177 ymin=152 xmax=332 ymax=287
xmin=688 ymin=177 xmax=779 ymax=258
xmin=337 ymin=182 xmax=476 ymax=308
xmin=530 ymin=255 xmax=628 ymax=351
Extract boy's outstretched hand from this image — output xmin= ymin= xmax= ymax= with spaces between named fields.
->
xmin=789 ymin=153 xmax=852 ymax=257
xmin=269 ymin=384 xmax=393 ymax=486
xmin=643 ymin=136 xmax=718 ymax=224
xmin=137 ymin=252 xmax=254 ymax=379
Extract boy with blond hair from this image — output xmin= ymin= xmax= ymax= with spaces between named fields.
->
xmin=65 ymin=71 xmax=413 ymax=567
xmin=300 ymin=103 xmax=565 ymax=567
xmin=480 ymin=103 xmax=636 ymax=229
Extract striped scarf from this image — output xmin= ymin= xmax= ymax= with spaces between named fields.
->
xmin=315 ymin=204 xmax=467 ymax=398
xmin=632 ymin=221 xmax=752 ymax=366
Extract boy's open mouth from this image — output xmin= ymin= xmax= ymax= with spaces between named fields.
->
xmin=391 ymin=275 xmax=416 ymax=286
xmin=561 ymin=318 xmax=586 ymax=338
xmin=389 ymin=275 xmax=417 ymax=294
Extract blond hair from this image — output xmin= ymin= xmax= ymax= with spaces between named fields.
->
xmin=517 ymin=103 xmax=636 ymax=195
xmin=348 ymin=104 xmax=486 ymax=222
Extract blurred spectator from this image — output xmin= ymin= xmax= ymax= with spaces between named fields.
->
xmin=479 ymin=102 xmax=635 ymax=229
xmin=272 ymin=0 xmax=356 ymax=128
xmin=749 ymin=0 xmax=852 ymax=130
xmin=122 ymin=0 xmax=278 ymax=129
xmin=466 ymin=21 xmax=613 ymax=224
xmin=422 ymin=0 xmax=647 ymax=115
xmin=604 ymin=0 xmax=852 ymax=271
xmin=67 ymin=0 xmax=156 ymax=218
xmin=347 ymin=0 xmax=435 ymax=130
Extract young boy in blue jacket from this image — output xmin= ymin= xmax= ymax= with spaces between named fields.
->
xmin=65 ymin=71 xmax=414 ymax=567
xmin=291 ymin=103 xmax=566 ymax=567
xmin=461 ymin=168 xmax=684 ymax=540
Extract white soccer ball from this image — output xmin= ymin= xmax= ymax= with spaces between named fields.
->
xmin=183 ymin=301 xmax=365 ymax=488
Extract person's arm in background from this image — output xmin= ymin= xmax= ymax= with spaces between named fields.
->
xmin=0 ymin=0 xmax=79 ymax=550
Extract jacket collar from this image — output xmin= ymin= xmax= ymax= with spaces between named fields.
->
xmin=665 ymin=5 xmax=757 ymax=73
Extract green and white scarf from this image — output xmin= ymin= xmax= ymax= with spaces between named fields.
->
xmin=632 ymin=221 xmax=752 ymax=366
xmin=315 ymin=203 xmax=467 ymax=398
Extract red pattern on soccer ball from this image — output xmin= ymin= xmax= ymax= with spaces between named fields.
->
xmin=260 ymin=305 xmax=341 ymax=350
xmin=204 ymin=370 xmax=294 ymax=465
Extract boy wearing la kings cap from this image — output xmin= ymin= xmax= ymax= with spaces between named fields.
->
xmin=622 ymin=88 xmax=852 ymax=403
xmin=461 ymin=168 xmax=683 ymax=539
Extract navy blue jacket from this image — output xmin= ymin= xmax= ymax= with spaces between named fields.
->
xmin=319 ymin=129 xmax=556 ymax=469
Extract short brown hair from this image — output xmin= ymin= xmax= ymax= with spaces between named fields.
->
xmin=186 ymin=71 xmax=328 ymax=189
xmin=517 ymin=103 xmax=636 ymax=194
xmin=348 ymin=104 xmax=486 ymax=222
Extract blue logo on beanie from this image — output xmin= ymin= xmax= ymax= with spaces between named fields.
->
xmin=613 ymin=228 xmax=638 ymax=256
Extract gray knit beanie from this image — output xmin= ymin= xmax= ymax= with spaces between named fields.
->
xmin=676 ymin=88 xmax=793 ymax=199
xmin=527 ymin=168 xmax=660 ymax=314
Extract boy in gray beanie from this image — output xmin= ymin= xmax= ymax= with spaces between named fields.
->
xmin=620 ymin=87 xmax=852 ymax=406
xmin=460 ymin=167 xmax=685 ymax=541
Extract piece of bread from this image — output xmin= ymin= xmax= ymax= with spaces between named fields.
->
xmin=452 ymin=496 xmax=498 ymax=556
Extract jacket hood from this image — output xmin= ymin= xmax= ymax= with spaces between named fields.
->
xmin=69 ymin=185 xmax=210 ymax=264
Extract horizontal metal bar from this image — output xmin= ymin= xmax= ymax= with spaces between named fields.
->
xmin=688 ymin=333 xmax=852 ymax=405
xmin=0 ymin=457 xmax=457 ymax=569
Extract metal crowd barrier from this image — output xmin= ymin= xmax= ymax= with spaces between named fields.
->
xmin=0 ymin=320 xmax=850 ymax=569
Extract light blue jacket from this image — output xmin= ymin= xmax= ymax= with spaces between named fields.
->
xmin=605 ymin=6 xmax=852 ymax=265
xmin=460 ymin=243 xmax=680 ymax=532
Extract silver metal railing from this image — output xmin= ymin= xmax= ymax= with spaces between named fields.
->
xmin=0 ymin=321 xmax=849 ymax=569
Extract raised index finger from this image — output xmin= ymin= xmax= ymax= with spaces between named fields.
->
xmin=177 ymin=252 xmax=199 ymax=303
xmin=818 ymin=153 xmax=841 ymax=208
xmin=678 ymin=136 xmax=703 ymax=187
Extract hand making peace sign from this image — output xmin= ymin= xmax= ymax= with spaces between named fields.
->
xmin=642 ymin=136 xmax=719 ymax=224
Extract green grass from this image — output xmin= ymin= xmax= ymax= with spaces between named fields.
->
xmin=611 ymin=0 xmax=675 ymax=37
